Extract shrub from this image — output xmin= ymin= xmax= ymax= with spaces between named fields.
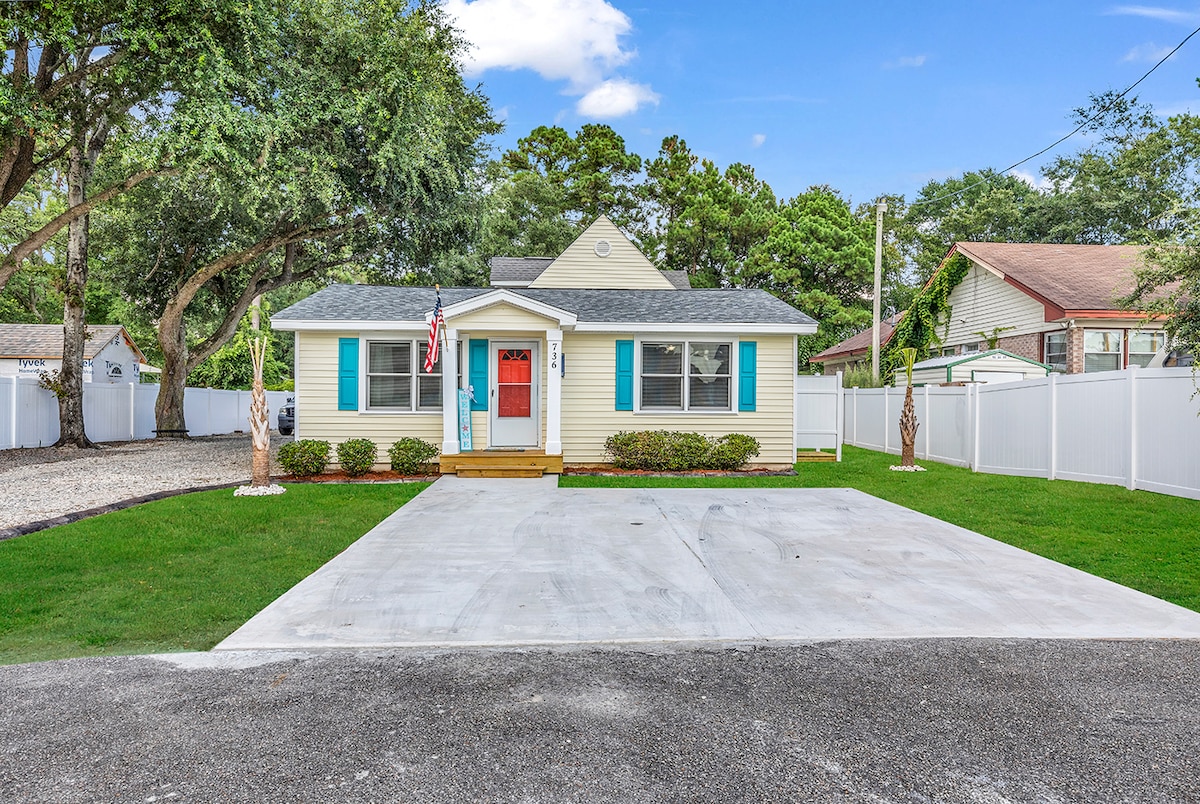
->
xmin=336 ymin=438 xmax=377 ymax=477
xmin=603 ymin=430 xmax=761 ymax=471
xmin=388 ymin=437 xmax=440 ymax=475
xmin=278 ymin=439 xmax=330 ymax=476
xmin=705 ymin=433 xmax=761 ymax=470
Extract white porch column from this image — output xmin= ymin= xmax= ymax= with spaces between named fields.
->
xmin=441 ymin=328 xmax=460 ymax=455
xmin=546 ymin=328 xmax=563 ymax=455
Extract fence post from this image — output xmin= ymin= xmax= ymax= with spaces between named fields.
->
xmin=1047 ymin=374 xmax=1058 ymax=481
xmin=883 ymin=386 xmax=890 ymax=454
xmin=128 ymin=382 xmax=136 ymax=441
xmin=849 ymin=386 xmax=859 ymax=451
xmin=922 ymin=383 xmax=930 ymax=460
xmin=835 ymin=371 xmax=844 ymax=461
xmin=971 ymin=383 xmax=981 ymax=472
xmin=9 ymin=377 xmax=17 ymax=450
xmin=1127 ymin=366 xmax=1138 ymax=491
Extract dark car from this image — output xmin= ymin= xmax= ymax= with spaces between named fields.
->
xmin=278 ymin=397 xmax=295 ymax=436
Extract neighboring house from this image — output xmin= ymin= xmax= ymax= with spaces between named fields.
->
xmin=0 ymin=324 xmax=148 ymax=383
xmin=895 ymin=350 xmax=1050 ymax=387
xmin=272 ymin=216 xmax=818 ymax=471
xmin=809 ymin=313 xmax=903 ymax=376
xmin=931 ymin=242 xmax=1165 ymax=373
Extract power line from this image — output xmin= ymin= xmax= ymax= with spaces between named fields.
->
xmin=907 ymin=23 xmax=1200 ymax=208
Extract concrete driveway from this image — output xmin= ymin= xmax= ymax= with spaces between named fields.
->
xmin=217 ymin=477 xmax=1200 ymax=650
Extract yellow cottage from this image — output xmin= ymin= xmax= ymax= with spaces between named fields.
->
xmin=272 ymin=216 xmax=818 ymax=473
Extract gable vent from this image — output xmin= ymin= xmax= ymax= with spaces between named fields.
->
xmin=594 ymin=239 xmax=612 ymax=257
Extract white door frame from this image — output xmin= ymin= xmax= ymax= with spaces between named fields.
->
xmin=488 ymin=340 xmax=541 ymax=448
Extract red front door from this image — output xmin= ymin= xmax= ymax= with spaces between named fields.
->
xmin=497 ymin=348 xmax=532 ymax=418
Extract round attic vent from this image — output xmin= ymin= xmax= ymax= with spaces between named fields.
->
xmin=594 ymin=239 xmax=612 ymax=257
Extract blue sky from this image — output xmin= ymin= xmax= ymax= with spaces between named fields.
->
xmin=444 ymin=0 xmax=1200 ymax=206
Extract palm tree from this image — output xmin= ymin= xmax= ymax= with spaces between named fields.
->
xmin=898 ymin=347 xmax=920 ymax=467
xmin=248 ymin=336 xmax=272 ymax=487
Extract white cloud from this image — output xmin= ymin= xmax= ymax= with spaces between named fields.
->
xmin=576 ymin=79 xmax=659 ymax=118
xmin=1122 ymin=41 xmax=1175 ymax=61
xmin=884 ymin=54 xmax=927 ymax=69
xmin=1107 ymin=5 xmax=1200 ymax=23
xmin=1011 ymin=169 xmax=1052 ymax=192
xmin=443 ymin=0 xmax=659 ymax=117
xmin=751 ymin=133 xmax=767 ymax=148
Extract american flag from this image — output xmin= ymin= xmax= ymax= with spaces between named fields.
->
xmin=424 ymin=288 xmax=445 ymax=373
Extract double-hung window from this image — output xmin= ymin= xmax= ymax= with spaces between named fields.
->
xmin=640 ymin=341 xmax=731 ymax=411
xmin=367 ymin=340 xmax=460 ymax=411
xmin=1083 ymin=329 xmax=1123 ymax=372
xmin=1128 ymin=331 xmax=1165 ymax=368
xmin=1044 ymin=331 xmax=1068 ymax=373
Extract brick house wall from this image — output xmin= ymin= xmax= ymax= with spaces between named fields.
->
xmin=1066 ymin=327 xmax=1085 ymax=374
xmin=996 ymin=332 xmax=1042 ymax=363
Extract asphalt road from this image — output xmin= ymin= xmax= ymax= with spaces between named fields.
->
xmin=3 ymin=639 xmax=1198 ymax=803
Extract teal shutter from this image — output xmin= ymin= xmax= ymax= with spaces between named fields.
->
xmin=468 ymin=339 xmax=488 ymax=411
xmin=337 ymin=337 xmax=359 ymax=411
xmin=615 ymin=340 xmax=634 ymax=411
xmin=738 ymin=341 xmax=757 ymax=412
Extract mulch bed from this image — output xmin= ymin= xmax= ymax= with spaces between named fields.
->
xmin=279 ymin=470 xmax=437 ymax=484
xmin=560 ymin=467 xmax=797 ymax=477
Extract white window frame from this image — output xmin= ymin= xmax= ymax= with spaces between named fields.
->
xmin=1128 ymin=330 xmax=1166 ymax=368
xmin=635 ymin=337 xmax=737 ymax=414
xmin=363 ymin=338 xmax=461 ymax=413
xmin=1044 ymin=331 xmax=1068 ymax=373
xmin=1083 ymin=329 xmax=1124 ymax=373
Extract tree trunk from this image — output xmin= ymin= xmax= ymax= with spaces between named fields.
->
xmin=54 ymin=139 xmax=93 ymax=448
xmin=899 ymin=385 xmax=919 ymax=467
xmin=154 ymin=315 xmax=190 ymax=437
xmin=248 ymin=336 xmax=271 ymax=486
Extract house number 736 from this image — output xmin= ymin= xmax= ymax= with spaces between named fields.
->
xmin=550 ymin=343 xmax=559 ymax=369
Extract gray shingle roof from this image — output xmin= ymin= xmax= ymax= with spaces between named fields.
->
xmin=488 ymin=257 xmax=554 ymax=285
xmin=273 ymin=284 xmax=816 ymax=327
xmin=0 ymin=324 xmax=139 ymax=360
xmin=659 ymin=270 xmax=691 ymax=290
xmin=488 ymin=257 xmax=692 ymax=290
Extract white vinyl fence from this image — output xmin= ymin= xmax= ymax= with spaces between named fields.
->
xmin=843 ymin=367 xmax=1200 ymax=500
xmin=0 ymin=375 xmax=289 ymax=450
xmin=795 ymin=372 xmax=844 ymax=460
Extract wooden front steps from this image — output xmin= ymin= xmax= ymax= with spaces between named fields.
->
xmin=440 ymin=450 xmax=563 ymax=478
xmin=796 ymin=450 xmax=837 ymax=463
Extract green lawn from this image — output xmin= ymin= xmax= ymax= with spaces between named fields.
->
xmin=562 ymin=446 xmax=1200 ymax=613
xmin=0 ymin=483 xmax=427 ymax=665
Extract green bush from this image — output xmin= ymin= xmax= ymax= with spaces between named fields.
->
xmin=278 ymin=439 xmax=331 ymax=477
xmin=388 ymin=437 xmax=440 ymax=474
xmin=706 ymin=433 xmax=761 ymax=470
xmin=336 ymin=438 xmax=377 ymax=477
xmin=603 ymin=430 xmax=761 ymax=471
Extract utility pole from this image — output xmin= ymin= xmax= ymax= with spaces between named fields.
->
xmin=872 ymin=200 xmax=886 ymax=381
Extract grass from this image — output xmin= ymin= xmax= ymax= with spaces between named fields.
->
xmin=0 ymin=483 xmax=427 ymax=665
xmin=562 ymin=446 xmax=1200 ymax=613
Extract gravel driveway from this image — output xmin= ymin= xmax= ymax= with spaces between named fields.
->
xmin=3 ymin=640 xmax=1198 ymax=803
xmin=0 ymin=434 xmax=289 ymax=531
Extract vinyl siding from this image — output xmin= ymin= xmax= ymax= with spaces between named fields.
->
xmin=450 ymin=304 xmax=559 ymax=331
xmin=295 ymin=331 xmax=442 ymax=466
xmin=559 ymin=332 xmax=796 ymax=467
xmin=942 ymin=262 xmax=1048 ymax=347
xmin=529 ymin=217 xmax=674 ymax=289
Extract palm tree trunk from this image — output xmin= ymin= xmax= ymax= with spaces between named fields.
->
xmin=249 ymin=337 xmax=271 ymax=486
xmin=899 ymin=385 xmax=919 ymax=467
